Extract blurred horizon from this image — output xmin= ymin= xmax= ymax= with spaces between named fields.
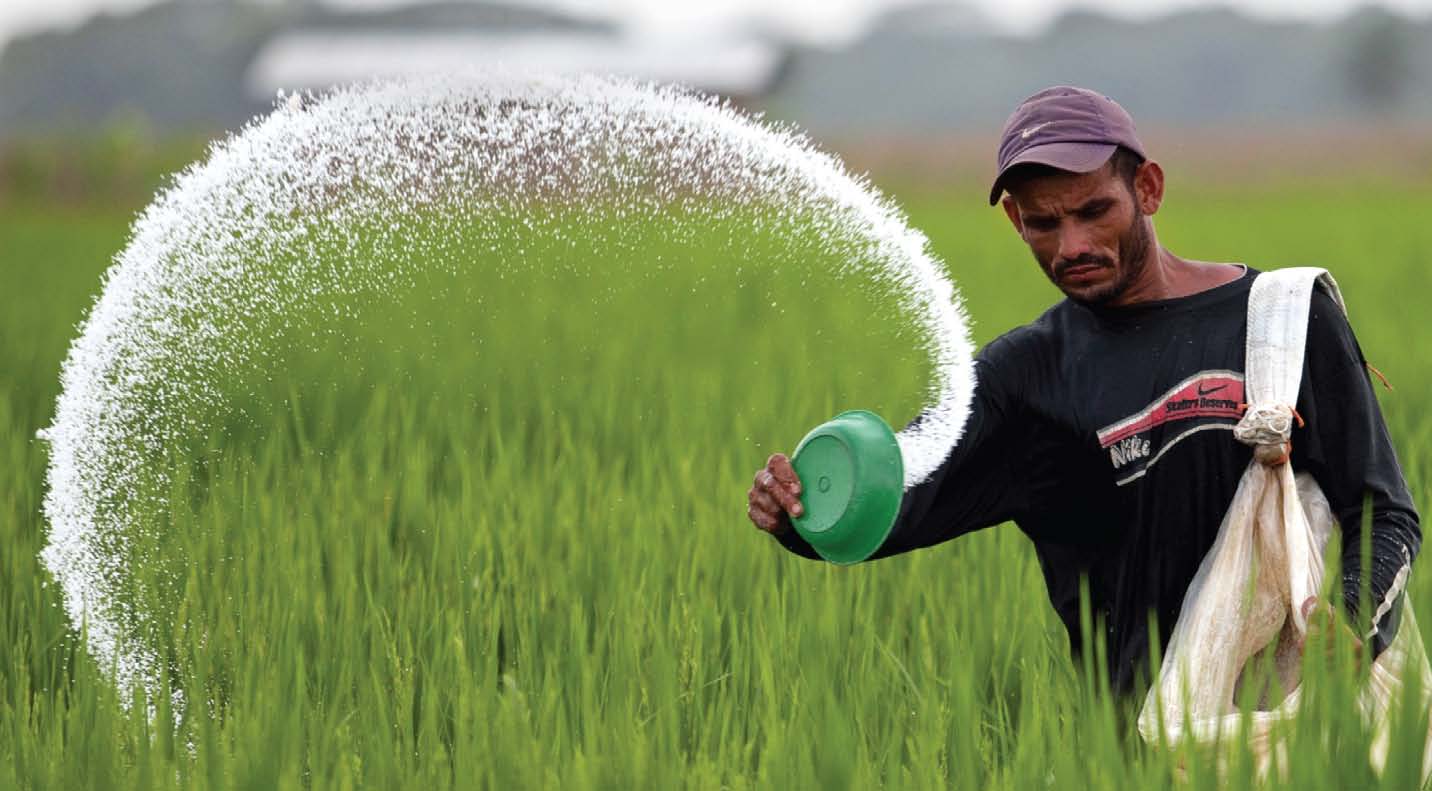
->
xmin=3 ymin=0 xmax=1432 ymax=204
xmin=5 ymin=0 xmax=1432 ymax=51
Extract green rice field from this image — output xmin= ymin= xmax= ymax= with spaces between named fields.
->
xmin=3 ymin=167 xmax=1432 ymax=789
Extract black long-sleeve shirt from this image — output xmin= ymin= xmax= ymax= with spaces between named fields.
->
xmin=776 ymin=267 xmax=1421 ymax=694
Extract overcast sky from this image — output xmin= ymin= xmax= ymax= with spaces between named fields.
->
xmin=3 ymin=0 xmax=1431 ymax=50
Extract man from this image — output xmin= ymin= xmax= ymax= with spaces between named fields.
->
xmin=746 ymin=85 xmax=1421 ymax=694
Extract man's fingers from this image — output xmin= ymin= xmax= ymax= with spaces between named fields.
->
xmin=748 ymin=503 xmax=779 ymax=533
xmin=767 ymin=453 xmax=802 ymax=495
xmin=1295 ymin=597 xmax=1365 ymax=670
xmin=759 ymin=469 xmax=803 ymax=518
xmin=764 ymin=454 xmax=805 ymax=517
xmin=749 ymin=486 xmax=783 ymax=519
xmin=747 ymin=454 xmax=803 ymax=535
xmin=747 ymin=485 xmax=791 ymax=534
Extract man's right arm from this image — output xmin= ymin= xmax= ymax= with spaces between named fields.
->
xmin=759 ymin=338 xmax=1040 ymax=561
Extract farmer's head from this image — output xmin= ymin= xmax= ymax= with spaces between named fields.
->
xmin=989 ymin=86 xmax=1164 ymax=307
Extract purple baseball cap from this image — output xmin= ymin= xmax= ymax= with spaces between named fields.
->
xmin=989 ymin=86 xmax=1148 ymax=206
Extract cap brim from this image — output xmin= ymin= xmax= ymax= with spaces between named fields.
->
xmin=988 ymin=141 xmax=1118 ymax=205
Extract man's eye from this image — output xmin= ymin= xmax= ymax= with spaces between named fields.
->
xmin=1078 ymin=205 xmax=1109 ymax=220
xmin=1026 ymin=219 xmax=1057 ymax=232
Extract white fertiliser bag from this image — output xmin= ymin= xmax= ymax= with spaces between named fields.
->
xmin=1136 ymin=267 xmax=1432 ymax=779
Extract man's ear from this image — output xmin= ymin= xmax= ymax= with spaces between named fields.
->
xmin=1134 ymin=160 xmax=1165 ymax=215
xmin=1001 ymin=195 xmax=1025 ymax=235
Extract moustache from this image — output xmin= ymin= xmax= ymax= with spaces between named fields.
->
xmin=1054 ymin=255 xmax=1114 ymax=278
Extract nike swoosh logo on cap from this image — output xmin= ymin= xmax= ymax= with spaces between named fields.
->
xmin=1020 ymin=122 xmax=1053 ymax=139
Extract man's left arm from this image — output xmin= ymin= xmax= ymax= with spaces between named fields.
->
xmin=1293 ymin=287 xmax=1422 ymax=658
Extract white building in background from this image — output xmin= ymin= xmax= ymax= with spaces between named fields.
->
xmin=245 ymin=30 xmax=789 ymax=106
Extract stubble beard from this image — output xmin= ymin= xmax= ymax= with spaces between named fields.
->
xmin=1045 ymin=207 xmax=1153 ymax=307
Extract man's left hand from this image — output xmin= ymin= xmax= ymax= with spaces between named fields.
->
xmin=1297 ymin=596 xmax=1365 ymax=672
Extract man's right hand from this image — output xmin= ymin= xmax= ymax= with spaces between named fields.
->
xmin=747 ymin=453 xmax=804 ymax=536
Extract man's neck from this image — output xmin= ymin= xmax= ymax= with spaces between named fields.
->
xmin=1113 ymin=248 xmax=1244 ymax=306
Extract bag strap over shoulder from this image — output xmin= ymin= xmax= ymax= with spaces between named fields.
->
xmin=1242 ymin=267 xmax=1346 ymax=407
xmin=1235 ymin=268 xmax=1347 ymax=464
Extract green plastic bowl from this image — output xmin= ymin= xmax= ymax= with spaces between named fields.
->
xmin=789 ymin=410 xmax=904 ymax=565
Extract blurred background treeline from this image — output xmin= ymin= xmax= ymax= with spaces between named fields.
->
xmin=2 ymin=0 xmax=1432 ymax=207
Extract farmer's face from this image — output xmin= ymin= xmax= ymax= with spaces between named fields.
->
xmin=1001 ymin=161 xmax=1158 ymax=307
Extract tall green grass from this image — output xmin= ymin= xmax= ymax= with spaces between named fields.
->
xmin=2 ymin=178 xmax=1431 ymax=789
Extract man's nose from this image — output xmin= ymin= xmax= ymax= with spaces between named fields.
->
xmin=1056 ymin=222 xmax=1096 ymax=263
